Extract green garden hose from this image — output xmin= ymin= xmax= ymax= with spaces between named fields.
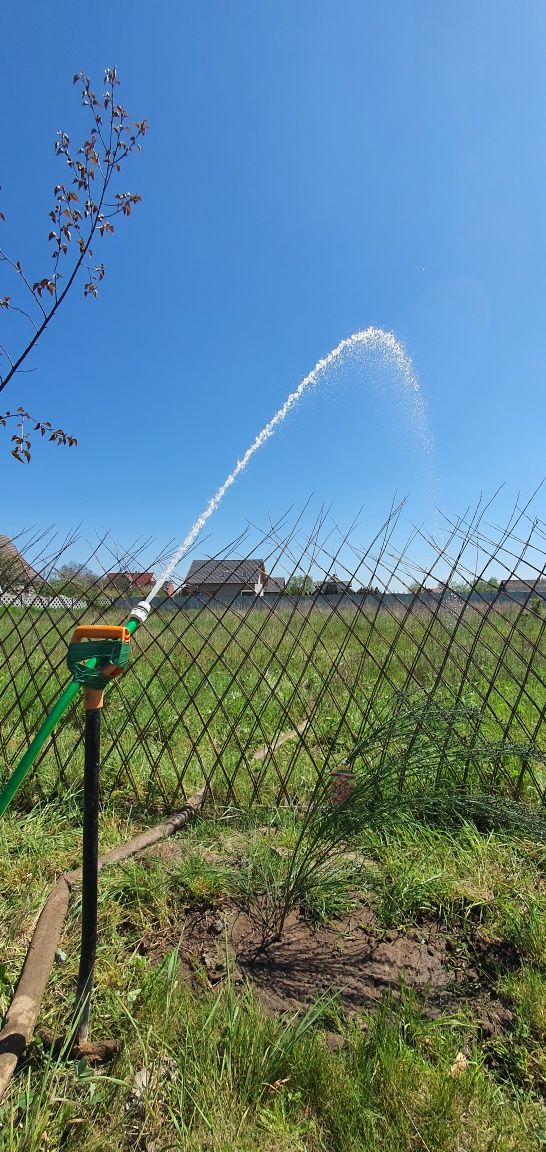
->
xmin=0 ymin=613 xmax=143 ymax=819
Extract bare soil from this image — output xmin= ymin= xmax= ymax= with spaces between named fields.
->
xmin=131 ymin=893 xmax=515 ymax=1041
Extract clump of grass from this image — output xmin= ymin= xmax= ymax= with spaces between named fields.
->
xmin=170 ymin=852 xmax=238 ymax=905
xmin=493 ymin=970 xmax=546 ymax=1091
xmin=235 ymin=835 xmax=359 ymax=947
xmin=232 ymin=695 xmax=546 ymax=951
xmin=485 ymin=968 xmax=546 ymax=1095
xmin=356 ymin=817 xmax=540 ymax=928
xmin=499 ymin=899 xmax=546 ymax=967
xmin=499 ymin=968 xmax=546 ymax=1039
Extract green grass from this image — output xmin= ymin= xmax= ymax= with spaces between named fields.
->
xmin=1 ymin=601 xmax=546 ymax=811
xmin=1 ymin=797 xmax=546 ymax=1148
xmin=1 ymin=947 xmax=545 ymax=1151
xmin=355 ymin=817 xmax=543 ymax=928
xmin=2 ymin=601 xmax=546 ymax=1145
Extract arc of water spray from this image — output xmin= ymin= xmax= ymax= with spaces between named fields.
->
xmin=0 ymin=326 xmax=429 ymax=816
xmin=142 ymin=326 xmax=428 ymax=608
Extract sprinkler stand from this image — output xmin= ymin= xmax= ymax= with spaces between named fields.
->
xmin=65 ymin=624 xmax=133 ymax=1047
xmin=74 ymin=685 xmax=103 ymax=1042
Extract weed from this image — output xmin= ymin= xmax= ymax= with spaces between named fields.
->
xmin=500 ymin=899 xmax=546 ymax=967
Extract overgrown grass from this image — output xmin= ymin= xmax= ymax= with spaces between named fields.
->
xmin=356 ymin=816 xmax=545 ymax=930
xmin=2 ymin=601 xmax=546 ymax=811
xmin=2 ymin=954 xmax=546 ymax=1151
xmin=2 ymin=794 xmax=546 ymax=1148
xmin=2 ymin=599 xmax=546 ymax=1145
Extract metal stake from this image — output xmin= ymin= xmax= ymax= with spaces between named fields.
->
xmin=74 ymin=688 xmax=103 ymax=1043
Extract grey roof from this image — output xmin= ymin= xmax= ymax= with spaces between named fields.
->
xmin=501 ymin=577 xmax=546 ymax=590
xmin=183 ymin=558 xmax=265 ymax=586
xmin=315 ymin=575 xmax=352 ymax=591
xmin=0 ymin=534 xmax=40 ymax=582
xmin=264 ymin=576 xmax=286 ymax=592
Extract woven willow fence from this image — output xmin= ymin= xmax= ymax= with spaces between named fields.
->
xmin=1 ymin=505 xmax=546 ymax=813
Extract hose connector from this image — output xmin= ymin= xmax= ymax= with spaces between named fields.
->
xmin=67 ymin=624 xmax=132 ymax=690
xmin=129 ymin=600 xmax=151 ymax=624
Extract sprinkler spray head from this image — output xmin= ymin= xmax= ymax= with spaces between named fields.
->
xmin=129 ymin=601 xmax=151 ymax=625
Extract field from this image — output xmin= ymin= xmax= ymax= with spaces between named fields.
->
xmin=1 ymin=598 xmax=546 ymax=1150
xmin=2 ymin=599 xmax=546 ymax=809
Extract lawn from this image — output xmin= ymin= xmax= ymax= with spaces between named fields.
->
xmin=1 ymin=599 xmax=545 ymax=809
xmin=0 ymin=601 xmax=546 ymax=1149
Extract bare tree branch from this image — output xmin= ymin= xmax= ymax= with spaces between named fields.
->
xmin=0 ymin=66 xmax=147 ymax=461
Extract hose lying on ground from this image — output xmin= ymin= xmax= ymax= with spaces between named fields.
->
xmin=0 ymin=788 xmax=205 ymax=1103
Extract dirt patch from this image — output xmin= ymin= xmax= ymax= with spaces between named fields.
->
xmin=133 ymin=898 xmax=513 ymax=1040
xmin=232 ymin=910 xmax=450 ymax=1014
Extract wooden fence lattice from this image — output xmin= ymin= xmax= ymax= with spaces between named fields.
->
xmin=1 ymin=506 xmax=546 ymax=813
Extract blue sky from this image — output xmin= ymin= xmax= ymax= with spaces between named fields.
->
xmin=2 ymin=1 xmax=546 ymax=579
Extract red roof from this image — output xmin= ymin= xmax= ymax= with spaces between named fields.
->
xmin=105 ymin=571 xmax=155 ymax=587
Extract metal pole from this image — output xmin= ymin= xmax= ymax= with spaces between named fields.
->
xmin=74 ymin=689 xmax=102 ymax=1043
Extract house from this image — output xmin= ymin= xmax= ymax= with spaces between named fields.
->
xmin=181 ymin=558 xmax=267 ymax=602
xmin=103 ymin=572 xmax=175 ymax=597
xmin=499 ymin=577 xmax=546 ymax=597
xmin=264 ymin=576 xmax=286 ymax=594
xmin=0 ymin=534 xmax=42 ymax=590
xmin=314 ymin=574 xmax=352 ymax=595
xmin=105 ymin=571 xmax=157 ymax=594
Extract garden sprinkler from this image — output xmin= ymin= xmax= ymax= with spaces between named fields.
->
xmin=0 ymin=606 xmax=148 ymax=819
xmin=0 ymin=610 xmax=145 ymax=1048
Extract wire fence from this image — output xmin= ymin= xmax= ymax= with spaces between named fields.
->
xmin=1 ymin=502 xmax=546 ymax=814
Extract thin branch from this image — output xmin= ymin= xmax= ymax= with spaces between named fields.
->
xmin=0 ymin=250 xmax=47 ymax=318
xmin=2 ymin=302 xmax=40 ymax=333
xmin=0 ymin=69 xmax=147 ymax=407
xmin=0 ymin=342 xmax=15 ymax=368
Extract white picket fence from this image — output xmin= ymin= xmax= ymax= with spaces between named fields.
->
xmin=0 ymin=590 xmax=87 ymax=611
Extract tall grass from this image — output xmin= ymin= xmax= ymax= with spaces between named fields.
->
xmin=2 ymin=601 xmax=546 ymax=814
xmin=2 ymin=952 xmax=545 ymax=1151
